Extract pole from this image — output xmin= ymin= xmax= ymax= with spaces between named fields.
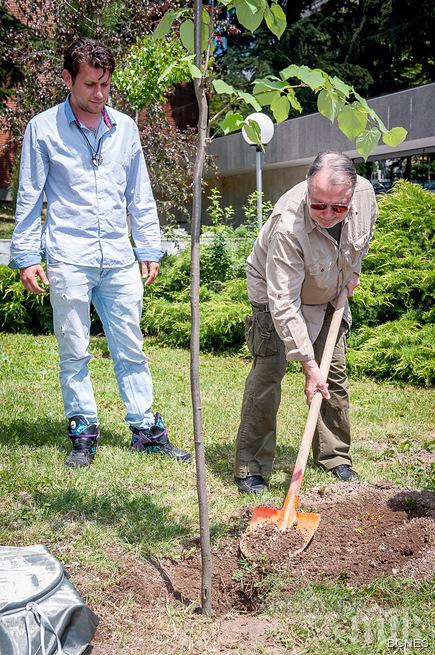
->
xmin=256 ymin=146 xmax=262 ymax=230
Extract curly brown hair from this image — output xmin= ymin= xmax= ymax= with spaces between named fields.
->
xmin=63 ymin=39 xmax=116 ymax=79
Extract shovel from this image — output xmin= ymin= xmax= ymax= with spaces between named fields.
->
xmin=240 ymin=287 xmax=348 ymax=559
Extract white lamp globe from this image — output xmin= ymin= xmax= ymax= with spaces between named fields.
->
xmin=242 ymin=112 xmax=275 ymax=145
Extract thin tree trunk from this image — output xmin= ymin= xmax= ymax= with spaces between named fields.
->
xmin=191 ymin=0 xmax=212 ymax=615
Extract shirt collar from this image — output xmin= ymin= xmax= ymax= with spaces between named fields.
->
xmin=64 ymin=95 xmax=117 ymax=128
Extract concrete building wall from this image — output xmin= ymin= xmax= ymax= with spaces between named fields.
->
xmin=207 ymin=83 xmax=435 ymax=221
xmin=213 ymin=165 xmax=309 ymax=220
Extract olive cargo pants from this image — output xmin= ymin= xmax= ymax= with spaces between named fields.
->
xmin=234 ymin=303 xmax=352 ymax=479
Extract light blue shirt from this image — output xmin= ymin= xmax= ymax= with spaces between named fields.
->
xmin=9 ymin=98 xmax=163 ymax=269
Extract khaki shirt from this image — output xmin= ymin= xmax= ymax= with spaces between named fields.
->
xmin=246 ymin=175 xmax=377 ymax=362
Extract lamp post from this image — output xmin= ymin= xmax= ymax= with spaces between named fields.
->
xmin=242 ymin=112 xmax=275 ymax=230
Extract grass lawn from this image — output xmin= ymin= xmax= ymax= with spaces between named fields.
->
xmin=0 ymin=204 xmax=15 ymax=239
xmin=0 ymin=333 xmax=433 ymax=654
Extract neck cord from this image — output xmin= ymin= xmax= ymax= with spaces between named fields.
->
xmin=74 ymin=120 xmax=103 ymax=166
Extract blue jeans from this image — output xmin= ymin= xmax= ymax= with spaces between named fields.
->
xmin=47 ymin=260 xmax=154 ymax=429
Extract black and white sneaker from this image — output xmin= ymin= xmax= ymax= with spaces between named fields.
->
xmin=65 ymin=415 xmax=99 ymax=468
xmin=130 ymin=413 xmax=192 ymax=463
xmin=235 ymin=475 xmax=268 ymax=494
xmin=331 ymin=464 xmax=359 ymax=482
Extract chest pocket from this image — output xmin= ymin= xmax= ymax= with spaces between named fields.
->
xmin=308 ymin=261 xmax=334 ymax=276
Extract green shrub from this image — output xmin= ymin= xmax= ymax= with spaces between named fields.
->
xmin=146 ymin=251 xmax=191 ymax=299
xmin=363 ymin=180 xmax=434 ymax=273
xmin=0 ymin=267 xmax=52 ymax=333
xmin=142 ymin=279 xmax=250 ymax=351
xmin=1 ymin=183 xmax=433 ymax=386
xmin=351 ymin=268 xmax=435 ymax=329
xmin=348 ymin=316 xmax=434 ymax=386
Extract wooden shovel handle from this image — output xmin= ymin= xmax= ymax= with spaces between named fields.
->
xmin=283 ymin=287 xmax=348 ymax=510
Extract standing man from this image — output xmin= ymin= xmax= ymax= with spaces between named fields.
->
xmin=234 ymin=152 xmax=377 ymax=493
xmin=9 ymin=38 xmax=191 ymax=467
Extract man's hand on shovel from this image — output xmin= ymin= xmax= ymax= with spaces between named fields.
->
xmin=302 ymin=360 xmax=330 ymax=405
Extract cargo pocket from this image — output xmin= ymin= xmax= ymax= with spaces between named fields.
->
xmin=245 ymin=311 xmax=279 ymax=357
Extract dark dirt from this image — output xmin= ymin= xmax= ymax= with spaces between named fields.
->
xmin=239 ymin=519 xmax=308 ymax=562
xmin=81 ymin=481 xmax=434 ymax=653
xmin=163 ymin=482 xmax=434 ymax=612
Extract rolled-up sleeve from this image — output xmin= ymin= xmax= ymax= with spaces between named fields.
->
xmin=9 ymin=122 xmax=48 ymax=269
xmin=126 ymin=125 xmax=163 ymax=263
xmin=266 ymin=232 xmax=315 ymax=361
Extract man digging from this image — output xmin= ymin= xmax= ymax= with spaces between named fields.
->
xmin=234 ymin=152 xmax=377 ymax=493
xmin=9 ymin=38 xmax=191 ymax=468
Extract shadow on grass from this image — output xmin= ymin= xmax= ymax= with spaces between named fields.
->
xmin=0 ymin=419 xmax=135 ymax=450
xmin=0 ymin=420 xmax=193 ymax=551
xmin=204 ymin=439 xmax=303 ymax=493
xmin=33 ymin=484 xmax=190 ymax=551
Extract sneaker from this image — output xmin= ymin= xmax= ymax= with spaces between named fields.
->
xmin=331 ymin=464 xmax=359 ymax=482
xmin=235 ymin=475 xmax=268 ymax=494
xmin=65 ymin=415 xmax=100 ymax=468
xmin=130 ymin=413 xmax=192 ymax=463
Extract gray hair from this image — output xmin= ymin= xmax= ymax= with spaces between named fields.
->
xmin=307 ymin=152 xmax=357 ymax=188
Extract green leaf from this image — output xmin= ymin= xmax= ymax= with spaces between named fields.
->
xmin=271 ymin=94 xmax=290 ymax=123
xmin=331 ymin=76 xmax=351 ymax=98
xmin=264 ymin=4 xmax=286 ymax=39
xmin=337 ymin=104 xmax=368 ymax=140
xmin=253 ymin=81 xmax=269 ymax=94
xmin=287 ymin=88 xmax=302 ymax=112
xmin=212 ymin=79 xmax=235 ymax=95
xmin=201 ymin=15 xmax=211 ymax=51
xmin=253 ymin=78 xmax=287 ymax=92
xmin=280 ymin=64 xmax=324 ymax=90
xmin=153 ymin=9 xmax=177 ymax=40
xmin=187 ymin=61 xmax=202 ymax=79
xmin=383 ymin=126 xmax=408 ymax=147
xmin=279 ymin=63 xmax=299 ymax=80
xmin=157 ymin=61 xmax=178 ymax=85
xmin=355 ymin=127 xmax=381 ymax=161
xmin=353 ymin=89 xmax=381 ymax=126
xmin=255 ymin=90 xmax=280 ymax=107
xmin=219 ymin=111 xmax=245 ymax=135
xmin=236 ymin=0 xmax=264 ymax=33
xmin=180 ymin=19 xmax=194 ymax=52
xmin=238 ymin=90 xmax=261 ymax=111
xmin=245 ymin=0 xmax=262 ymax=11
xmin=244 ymin=118 xmax=262 ymax=145
xmin=317 ymin=89 xmax=340 ymax=122
xmin=374 ymin=114 xmax=388 ymax=134
xmin=352 ymin=89 xmax=370 ymax=111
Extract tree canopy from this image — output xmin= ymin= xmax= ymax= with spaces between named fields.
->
xmin=215 ymin=0 xmax=435 ymax=116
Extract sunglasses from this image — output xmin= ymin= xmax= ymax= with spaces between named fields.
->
xmin=309 ymin=202 xmax=349 ymax=214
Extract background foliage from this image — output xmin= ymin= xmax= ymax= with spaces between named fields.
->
xmin=0 ymin=0 xmax=198 ymax=221
xmin=141 ymin=181 xmax=434 ymax=386
xmin=3 ymin=182 xmax=432 ymax=385
xmin=213 ymin=0 xmax=435 ymax=120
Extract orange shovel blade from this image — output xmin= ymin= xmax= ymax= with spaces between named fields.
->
xmin=250 ymin=505 xmax=321 ymax=540
xmin=240 ymin=505 xmax=321 ymax=559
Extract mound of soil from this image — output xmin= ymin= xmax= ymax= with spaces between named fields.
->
xmin=164 ymin=482 xmax=434 ymax=613
xmin=239 ymin=518 xmax=309 ymax=562
xmin=83 ymin=481 xmax=434 ymax=653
